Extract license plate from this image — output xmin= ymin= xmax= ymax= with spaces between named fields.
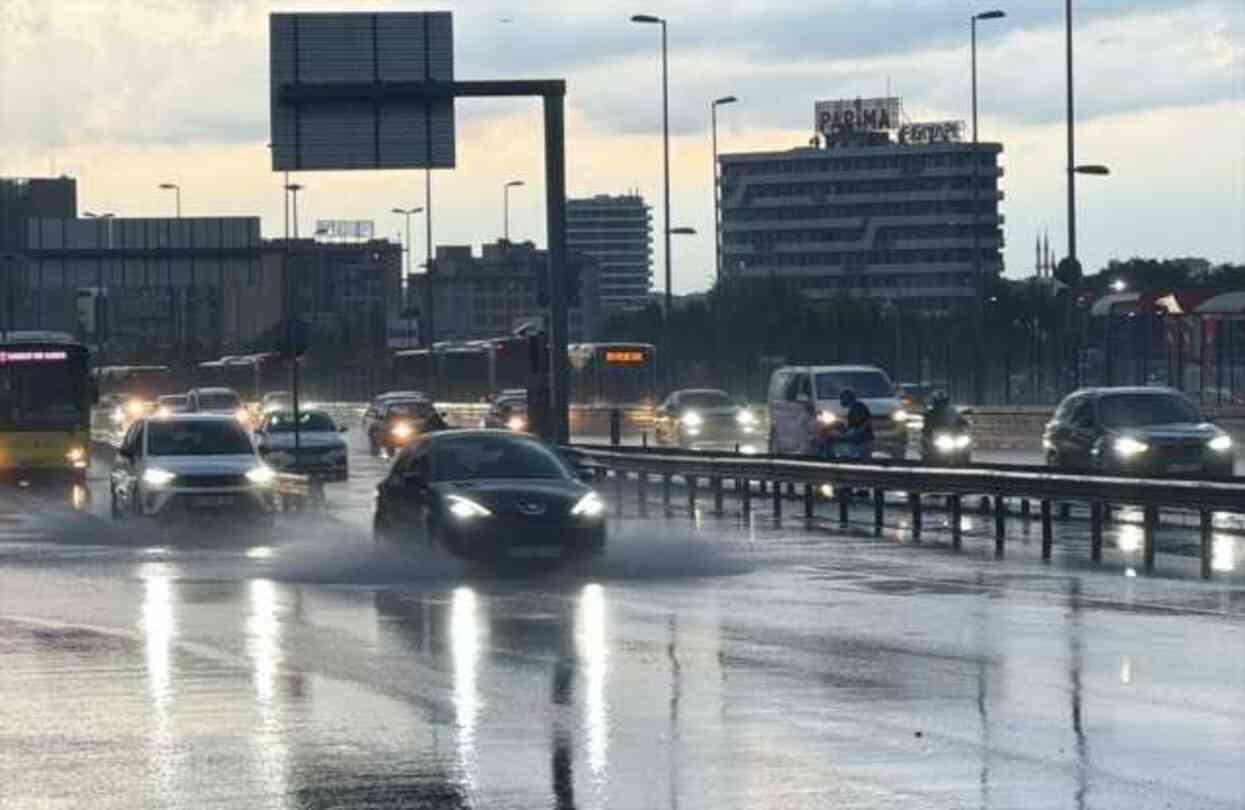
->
xmin=1167 ymin=463 xmax=1201 ymax=473
xmin=509 ymin=545 xmax=563 ymax=560
xmin=190 ymin=495 xmax=236 ymax=508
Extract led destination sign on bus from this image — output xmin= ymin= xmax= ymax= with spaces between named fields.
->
xmin=605 ymin=350 xmax=647 ymax=366
xmin=0 ymin=351 xmax=69 ymax=363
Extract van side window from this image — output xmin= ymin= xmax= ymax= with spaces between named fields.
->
xmin=768 ymin=372 xmax=790 ymax=401
xmin=788 ymin=374 xmax=811 ymax=402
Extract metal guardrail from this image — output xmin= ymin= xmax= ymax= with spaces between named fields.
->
xmin=565 ymin=444 xmax=1245 ymax=580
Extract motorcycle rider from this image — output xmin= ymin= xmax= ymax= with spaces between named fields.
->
xmin=828 ymin=388 xmax=874 ymax=460
xmin=921 ymin=390 xmax=965 ymax=436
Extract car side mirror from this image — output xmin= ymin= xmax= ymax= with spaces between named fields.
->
xmin=338 ymin=426 xmax=348 ymax=434
xmin=576 ymin=467 xmax=596 ymax=483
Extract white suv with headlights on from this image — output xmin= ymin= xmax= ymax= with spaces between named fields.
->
xmin=109 ymin=414 xmax=278 ymax=523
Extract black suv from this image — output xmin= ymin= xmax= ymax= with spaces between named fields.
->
xmin=1043 ymin=387 xmax=1235 ymax=478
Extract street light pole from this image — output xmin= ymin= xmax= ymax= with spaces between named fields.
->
xmin=392 ymin=206 xmax=424 ymax=346
xmin=711 ymin=96 xmax=737 ymax=282
xmin=1066 ymin=0 xmax=1077 ymax=265
xmin=970 ymin=9 xmax=1005 ymax=405
xmin=286 ymin=183 xmax=304 ymax=240
xmin=503 ymin=180 xmax=525 ymax=242
xmin=632 ymin=14 xmax=673 ymax=318
xmin=158 ymin=183 xmax=181 ymax=218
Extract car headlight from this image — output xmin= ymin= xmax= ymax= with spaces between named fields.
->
xmin=391 ymin=421 xmax=415 ymax=440
xmin=1208 ymin=434 xmax=1233 ymax=453
xmin=681 ymin=411 xmax=703 ymax=428
xmin=447 ymin=494 xmax=491 ymax=520
xmin=66 ymin=446 xmax=88 ymax=468
xmin=246 ymin=466 xmax=277 ymax=487
xmin=817 ymin=410 xmax=838 ymax=426
xmin=570 ymin=492 xmax=606 ymax=519
xmin=892 ymin=408 xmax=910 ymax=424
xmin=506 ymin=415 xmax=526 ymax=432
xmin=125 ymin=399 xmax=146 ymax=419
xmin=155 ymin=406 xmax=171 ymax=418
xmin=111 ymin=406 xmax=126 ymax=424
xmin=143 ymin=467 xmax=176 ymax=487
xmin=736 ymin=409 xmax=757 ymax=426
xmin=1112 ymin=436 xmax=1149 ymax=458
xmin=934 ymin=433 xmax=972 ymax=452
xmin=234 ymin=408 xmax=251 ymax=424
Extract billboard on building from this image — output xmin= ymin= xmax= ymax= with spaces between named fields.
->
xmin=815 ymin=97 xmax=902 ymax=135
xmin=898 ymin=120 xmax=965 ymax=145
xmin=314 ymin=220 xmax=375 ymax=242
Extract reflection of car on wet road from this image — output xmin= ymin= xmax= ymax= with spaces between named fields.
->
xmin=364 ymin=396 xmax=443 ymax=455
xmin=254 ymin=410 xmax=348 ymax=481
xmin=653 ymin=389 xmax=761 ymax=452
xmin=109 ymin=414 xmax=278 ymax=523
xmin=1044 ymin=387 xmax=1235 ymax=478
xmin=373 ymin=430 xmax=606 ymax=563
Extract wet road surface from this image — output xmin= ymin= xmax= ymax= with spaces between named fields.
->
xmin=1 ymin=437 xmax=1243 ymax=809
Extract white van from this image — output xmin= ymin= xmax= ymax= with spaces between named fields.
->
xmin=766 ymin=365 xmax=909 ymax=456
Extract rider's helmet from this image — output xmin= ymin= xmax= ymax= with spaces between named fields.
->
xmin=929 ymin=389 xmax=951 ymax=409
xmin=839 ymin=388 xmax=857 ymax=408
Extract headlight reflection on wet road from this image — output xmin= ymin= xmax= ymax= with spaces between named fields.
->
xmin=451 ymin=586 xmax=483 ymax=795
xmin=577 ymin=583 xmax=609 ymax=786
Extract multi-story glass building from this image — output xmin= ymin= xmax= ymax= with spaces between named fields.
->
xmin=567 ymin=194 xmax=652 ymax=311
xmin=719 ymin=139 xmax=1003 ymax=309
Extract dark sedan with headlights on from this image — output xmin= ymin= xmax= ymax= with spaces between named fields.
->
xmin=364 ymin=396 xmax=447 ymax=455
xmin=1043 ymin=387 xmax=1236 ymax=478
xmin=373 ymin=430 xmax=606 ymax=564
xmin=653 ymin=389 xmax=763 ymax=453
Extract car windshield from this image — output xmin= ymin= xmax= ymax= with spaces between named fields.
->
xmin=265 ymin=412 xmax=335 ymax=432
xmin=679 ymin=391 xmax=733 ymax=409
xmin=815 ymin=371 xmax=895 ymax=400
xmin=1098 ymin=393 xmax=1202 ymax=427
xmin=433 ymin=435 xmax=570 ymax=481
xmin=387 ymin=401 xmax=433 ymax=418
xmin=197 ymin=392 xmax=241 ymax=410
xmin=147 ymin=419 xmax=254 ymax=456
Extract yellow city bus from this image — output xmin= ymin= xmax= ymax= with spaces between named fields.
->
xmin=0 ymin=334 xmax=93 ymax=478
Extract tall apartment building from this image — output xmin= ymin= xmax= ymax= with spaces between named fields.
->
xmin=719 ymin=131 xmax=1003 ymax=309
xmin=566 ymin=194 xmax=652 ymax=311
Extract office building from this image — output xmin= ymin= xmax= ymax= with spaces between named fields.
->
xmin=413 ymin=240 xmax=599 ymax=343
xmin=264 ymin=237 xmax=403 ymax=352
xmin=0 ymin=176 xmax=77 ymax=253
xmin=567 ymin=194 xmax=652 ymax=311
xmin=720 ymin=100 xmax=1003 ymax=309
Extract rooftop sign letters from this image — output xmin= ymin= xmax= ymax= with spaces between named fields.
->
xmin=815 ymin=97 xmax=902 ymax=135
xmin=898 ymin=120 xmax=965 ymax=145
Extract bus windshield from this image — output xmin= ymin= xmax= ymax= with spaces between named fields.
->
xmin=0 ymin=356 xmax=87 ymax=430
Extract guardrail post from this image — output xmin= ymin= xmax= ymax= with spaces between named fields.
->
xmin=662 ymin=474 xmax=672 ymax=517
xmin=994 ymin=495 xmax=1006 ymax=556
xmin=1090 ymin=502 xmax=1104 ymax=562
xmin=609 ymin=408 xmax=621 ymax=446
xmin=873 ymin=489 xmax=884 ymax=536
xmin=950 ymin=495 xmax=962 ymax=550
xmin=712 ymin=477 xmax=724 ymax=517
xmin=741 ymin=476 xmax=752 ymax=518
xmin=1059 ymin=502 xmax=1071 ymax=520
xmin=909 ymin=492 xmax=921 ymax=542
xmin=638 ymin=472 xmax=648 ymax=517
xmin=839 ymin=486 xmax=850 ymax=527
xmin=1020 ymin=498 xmax=1030 ymax=520
xmin=804 ymin=483 xmax=815 ymax=519
xmin=1143 ymin=505 xmax=1157 ymax=573
xmin=614 ymin=469 xmax=624 ymax=518
xmin=1200 ymin=510 xmax=1213 ymax=579
xmin=1041 ymin=499 xmax=1053 ymax=559
xmin=787 ymin=482 xmax=797 ymax=498
xmin=688 ymin=474 xmax=698 ymax=519
xmin=771 ymin=478 xmax=783 ymax=524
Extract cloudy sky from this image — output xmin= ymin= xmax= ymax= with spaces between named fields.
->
xmin=2 ymin=0 xmax=1242 ymax=292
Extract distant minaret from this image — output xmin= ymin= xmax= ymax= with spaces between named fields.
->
xmin=1035 ymin=233 xmax=1042 ymax=278
xmin=1043 ymin=230 xmax=1052 ymax=278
